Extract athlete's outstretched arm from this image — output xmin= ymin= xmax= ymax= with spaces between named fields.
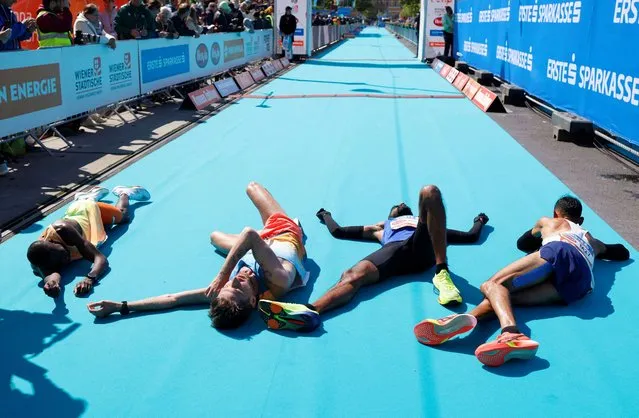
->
xmin=447 ymin=213 xmax=489 ymax=244
xmin=586 ymin=233 xmax=630 ymax=261
xmin=87 ymin=288 xmax=209 ymax=318
xmin=317 ymin=209 xmax=384 ymax=242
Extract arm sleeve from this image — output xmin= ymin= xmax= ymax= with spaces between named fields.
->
xmin=319 ymin=211 xmax=376 ymax=242
xmin=517 ymin=229 xmax=543 ymax=253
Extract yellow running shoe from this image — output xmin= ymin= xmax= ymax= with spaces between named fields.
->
xmin=433 ymin=269 xmax=462 ymax=305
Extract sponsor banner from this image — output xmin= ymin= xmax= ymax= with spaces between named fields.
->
xmin=214 ymin=78 xmax=240 ymax=97
xmin=60 ymin=42 xmax=139 ymax=117
xmin=187 ymin=85 xmax=222 ymax=110
xmin=462 ymin=77 xmax=481 ymax=99
xmin=262 ymin=61 xmax=277 ymax=77
xmin=139 ymin=31 xmax=272 ymax=94
xmin=432 ymin=59 xmax=445 ymax=73
xmin=234 ymin=72 xmax=255 ymax=90
xmin=1 ymin=31 xmax=276 ymax=138
xmin=453 ymin=72 xmax=470 ymax=90
xmin=472 ymin=86 xmax=498 ymax=112
xmin=439 ymin=64 xmax=452 ymax=77
xmin=276 ymin=0 xmax=311 ymax=55
xmin=224 ymin=38 xmax=245 ymax=62
xmin=456 ymin=0 xmax=639 ymax=146
xmin=272 ymin=59 xmax=284 ymax=72
xmin=0 ymin=49 xmax=64 ymax=137
xmin=188 ymin=31 xmax=271 ymax=81
xmin=280 ymin=57 xmax=290 ymax=67
xmin=425 ymin=0 xmax=455 ymax=58
xmin=139 ymin=40 xmax=191 ymax=93
xmin=250 ymin=68 xmax=266 ymax=82
xmin=446 ymin=67 xmax=460 ymax=83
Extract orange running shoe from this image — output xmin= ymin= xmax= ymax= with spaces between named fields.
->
xmin=414 ymin=314 xmax=477 ymax=345
xmin=474 ymin=332 xmax=539 ymax=367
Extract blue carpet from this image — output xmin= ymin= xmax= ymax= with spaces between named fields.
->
xmin=1 ymin=28 xmax=637 ymax=417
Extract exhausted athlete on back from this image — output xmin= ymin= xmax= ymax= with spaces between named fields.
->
xmin=258 ymin=184 xmax=489 ymax=332
xmin=414 ymin=196 xmax=630 ymax=367
xmin=87 ymin=182 xmax=310 ymax=329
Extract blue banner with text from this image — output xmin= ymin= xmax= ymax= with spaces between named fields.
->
xmin=455 ymin=0 xmax=639 ymax=146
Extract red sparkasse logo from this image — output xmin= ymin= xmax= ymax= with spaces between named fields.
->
xmin=434 ymin=17 xmax=443 ymax=26
xmin=93 ymin=57 xmax=102 ymax=76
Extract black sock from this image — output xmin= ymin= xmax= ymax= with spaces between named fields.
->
xmin=501 ymin=325 xmax=521 ymax=334
xmin=436 ymin=263 xmax=448 ymax=274
xmin=305 ymin=303 xmax=318 ymax=312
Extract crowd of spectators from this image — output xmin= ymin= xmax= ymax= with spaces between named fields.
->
xmin=0 ymin=0 xmax=275 ymax=54
xmin=311 ymin=14 xmax=358 ymax=26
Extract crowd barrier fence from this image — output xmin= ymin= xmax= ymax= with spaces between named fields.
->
xmin=0 ymin=30 xmax=274 ymax=141
xmin=387 ymin=24 xmax=418 ymax=45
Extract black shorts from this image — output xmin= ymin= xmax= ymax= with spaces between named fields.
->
xmin=363 ymin=220 xmax=436 ymax=280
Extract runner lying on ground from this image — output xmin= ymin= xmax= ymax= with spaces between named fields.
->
xmin=413 ymin=196 xmax=630 ymax=367
xmin=258 ymin=184 xmax=489 ymax=332
xmin=87 ymin=182 xmax=309 ymax=330
xmin=27 ymin=186 xmax=151 ymax=298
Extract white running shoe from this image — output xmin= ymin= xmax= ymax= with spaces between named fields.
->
xmin=112 ymin=186 xmax=151 ymax=201
xmin=74 ymin=186 xmax=109 ymax=201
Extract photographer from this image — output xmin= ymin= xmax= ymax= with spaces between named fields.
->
xmin=74 ymin=3 xmax=116 ymax=48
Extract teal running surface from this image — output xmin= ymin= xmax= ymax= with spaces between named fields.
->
xmin=1 ymin=28 xmax=637 ymax=417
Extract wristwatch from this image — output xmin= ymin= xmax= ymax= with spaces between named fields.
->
xmin=86 ymin=272 xmax=98 ymax=281
xmin=120 ymin=301 xmax=130 ymax=315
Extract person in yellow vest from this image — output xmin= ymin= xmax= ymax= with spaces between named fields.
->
xmin=27 ymin=185 xmax=151 ymax=298
xmin=36 ymin=0 xmax=73 ymax=48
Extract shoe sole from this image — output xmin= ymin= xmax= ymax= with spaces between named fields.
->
xmin=258 ymin=301 xmax=318 ymax=332
xmin=75 ymin=187 xmax=109 ymax=201
xmin=475 ymin=340 xmax=539 ymax=367
xmin=414 ymin=314 xmax=477 ymax=345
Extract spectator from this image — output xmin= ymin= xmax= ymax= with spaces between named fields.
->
xmin=155 ymin=6 xmax=178 ymax=38
xmin=203 ymin=1 xmax=216 ymax=26
xmin=114 ymin=0 xmax=155 ymax=40
xmin=228 ymin=2 xmax=243 ymax=32
xmin=278 ymin=5 xmax=296 ymax=59
xmin=74 ymin=3 xmax=116 ymax=48
xmin=443 ymin=6 xmax=454 ymax=58
xmin=214 ymin=1 xmax=230 ymax=32
xmin=262 ymin=5 xmax=272 ymax=28
xmin=99 ymin=0 xmax=117 ymax=36
xmin=36 ymin=0 xmax=73 ymax=48
xmin=147 ymin=0 xmax=162 ymax=19
xmin=0 ymin=0 xmax=38 ymax=51
xmin=171 ymin=3 xmax=201 ymax=37
xmin=252 ymin=10 xmax=263 ymax=29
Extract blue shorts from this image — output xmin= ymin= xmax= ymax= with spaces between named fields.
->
xmin=540 ymin=241 xmax=593 ymax=304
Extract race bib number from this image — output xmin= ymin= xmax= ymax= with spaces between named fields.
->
xmin=390 ymin=216 xmax=418 ymax=230
xmin=560 ymin=232 xmax=595 ymax=270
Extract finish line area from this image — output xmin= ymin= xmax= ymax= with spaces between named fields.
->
xmin=1 ymin=28 xmax=637 ymax=417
